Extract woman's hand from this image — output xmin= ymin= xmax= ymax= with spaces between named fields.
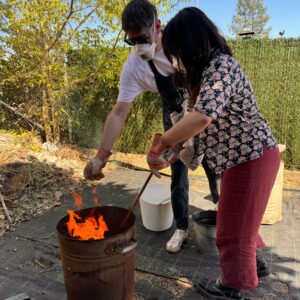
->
xmin=147 ymin=133 xmax=178 ymax=177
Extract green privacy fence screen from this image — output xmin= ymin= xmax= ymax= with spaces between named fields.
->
xmin=230 ymin=39 xmax=300 ymax=170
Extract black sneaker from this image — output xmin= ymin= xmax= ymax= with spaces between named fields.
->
xmin=196 ymin=277 xmax=244 ymax=300
xmin=256 ymin=249 xmax=271 ymax=278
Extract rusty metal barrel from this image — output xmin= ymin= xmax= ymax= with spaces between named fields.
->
xmin=56 ymin=206 xmax=136 ymax=300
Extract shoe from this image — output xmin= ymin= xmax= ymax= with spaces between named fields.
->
xmin=256 ymin=249 xmax=271 ymax=278
xmin=196 ymin=277 xmax=244 ymax=300
xmin=165 ymin=229 xmax=188 ymax=253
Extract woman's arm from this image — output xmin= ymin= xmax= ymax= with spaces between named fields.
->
xmin=161 ymin=111 xmax=212 ymax=146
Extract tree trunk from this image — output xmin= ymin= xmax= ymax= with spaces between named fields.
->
xmin=41 ymin=87 xmax=53 ymax=143
xmin=42 ymin=45 xmax=60 ymax=144
xmin=45 ymin=51 xmax=60 ymax=144
xmin=46 ymin=81 xmax=60 ymax=144
xmin=64 ymin=54 xmax=73 ymax=144
xmin=41 ymin=48 xmax=54 ymax=143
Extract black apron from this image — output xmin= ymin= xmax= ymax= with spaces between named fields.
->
xmin=148 ymin=60 xmax=185 ymax=131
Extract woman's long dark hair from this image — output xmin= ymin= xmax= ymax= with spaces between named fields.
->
xmin=162 ymin=7 xmax=232 ymax=106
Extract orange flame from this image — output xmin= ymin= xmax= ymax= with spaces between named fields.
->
xmin=71 ymin=192 xmax=83 ymax=209
xmin=66 ymin=210 xmax=108 ymax=240
xmin=66 ymin=192 xmax=108 ymax=240
xmin=91 ymin=186 xmax=101 ymax=207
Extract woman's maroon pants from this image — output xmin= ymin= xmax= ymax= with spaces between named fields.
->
xmin=217 ymin=146 xmax=280 ymax=290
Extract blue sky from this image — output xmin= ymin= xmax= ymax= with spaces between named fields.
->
xmin=162 ymin=0 xmax=300 ymax=38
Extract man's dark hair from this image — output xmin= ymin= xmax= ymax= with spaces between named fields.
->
xmin=122 ymin=0 xmax=157 ymax=32
xmin=162 ymin=7 xmax=232 ymax=105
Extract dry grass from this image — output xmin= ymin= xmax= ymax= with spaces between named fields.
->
xmin=283 ymin=170 xmax=300 ymax=189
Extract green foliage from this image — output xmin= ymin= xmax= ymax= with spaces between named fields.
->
xmin=59 ymin=82 xmax=119 ymax=147
xmin=0 ymin=0 xmax=184 ymax=142
xmin=230 ymin=0 xmax=271 ymax=38
xmin=115 ymin=92 xmax=163 ymax=153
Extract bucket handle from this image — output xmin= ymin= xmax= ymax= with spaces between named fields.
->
xmin=114 ymin=240 xmax=137 ymax=254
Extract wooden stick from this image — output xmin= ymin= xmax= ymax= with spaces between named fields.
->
xmin=0 ymin=193 xmax=12 ymax=224
xmin=119 ymin=172 xmax=154 ymax=229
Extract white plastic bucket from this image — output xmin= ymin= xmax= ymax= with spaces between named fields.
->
xmin=139 ymin=183 xmax=173 ymax=231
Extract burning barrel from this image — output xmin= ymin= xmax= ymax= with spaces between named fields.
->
xmin=56 ymin=206 xmax=136 ymax=300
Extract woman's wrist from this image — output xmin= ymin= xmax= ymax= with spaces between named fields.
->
xmin=160 ymin=134 xmax=175 ymax=150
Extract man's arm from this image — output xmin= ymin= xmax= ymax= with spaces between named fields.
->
xmin=83 ymin=100 xmax=133 ymax=180
xmin=100 ymin=101 xmax=133 ymax=151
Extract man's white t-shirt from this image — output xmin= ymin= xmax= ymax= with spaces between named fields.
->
xmin=117 ymin=49 xmax=175 ymax=102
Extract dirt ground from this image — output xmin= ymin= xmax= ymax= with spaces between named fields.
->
xmin=0 ymin=130 xmax=299 ymax=238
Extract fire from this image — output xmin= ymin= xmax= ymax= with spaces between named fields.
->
xmin=66 ymin=192 xmax=108 ymax=240
xmin=71 ymin=192 xmax=83 ymax=209
xmin=90 ymin=186 xmax=101 ymax=207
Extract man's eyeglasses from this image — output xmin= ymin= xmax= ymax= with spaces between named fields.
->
xmin=124 ymin=23 xmax=154 ymax=46
xmin=124 ymin=34 xmax=150 ymax=46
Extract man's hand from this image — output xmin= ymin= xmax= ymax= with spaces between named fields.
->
xmin=147 ymin=134 xmax=178 ymax=178
xmin=83 ymin=148 xmax=112 ymax=181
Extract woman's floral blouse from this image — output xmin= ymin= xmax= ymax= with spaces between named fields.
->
xmin=193 ymin=54 xmax=277 ymax=174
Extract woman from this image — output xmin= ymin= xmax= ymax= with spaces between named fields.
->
xmin=147 ymin=7 xmax=280 ymax=300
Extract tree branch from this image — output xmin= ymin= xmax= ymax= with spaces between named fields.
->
xmin=68 ymin=27 xmax=123 ymax=89
xmin=0 ymin=193 xmax=12 ymax=224
xmin=68 ymin=8 xmax=96 ymax=41
xmin=168 ymin=0 xmax=180 ymax=11
xmin=46 ymin=0 xmax=75 ymax=52
xmin=73 ymin=5 xmax=94 ymax=14
xmin=0 ymin=99 xmax=45 ymax=133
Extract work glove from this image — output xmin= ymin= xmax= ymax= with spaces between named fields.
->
xmin=83 ymin=148 xmax=112 ymax=181
xmin=147 ymin=133 xmax=178 ymax=178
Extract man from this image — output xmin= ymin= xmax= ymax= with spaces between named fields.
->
xmin=84 ymin=0 xmax=220 ymax=253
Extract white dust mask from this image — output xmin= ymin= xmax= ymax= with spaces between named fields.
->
xmin=134 ymin=42 xmax=156 ymax=60
xmin=134 ymin=19 xmax=157 ymax=60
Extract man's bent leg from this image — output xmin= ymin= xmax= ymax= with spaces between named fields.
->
xmin=166 ymin=159 xmax=189 ymax=253
xmin=163 ymin=105 xmax=189 ymax=253
xmin=170 ymin=159 xmax=189 ymax=229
